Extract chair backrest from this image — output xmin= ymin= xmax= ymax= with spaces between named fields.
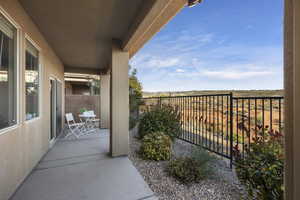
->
xmin=65 ymin=113 xmax=75 ymax=123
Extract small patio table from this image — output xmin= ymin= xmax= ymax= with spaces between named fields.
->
xmin=78 ymin=113 xmax=97 ymax=134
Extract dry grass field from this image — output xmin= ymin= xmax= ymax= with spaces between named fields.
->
xmin=143 ymin=89 xmax=283 ymax=98
xmin=140 ymin=90 xmax=284 ymax=157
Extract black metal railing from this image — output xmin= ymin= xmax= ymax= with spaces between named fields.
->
xmin=139 ymin=94 xmax=284 ymax=165
xmin=232 ymin=96 xmax=284 ymax=160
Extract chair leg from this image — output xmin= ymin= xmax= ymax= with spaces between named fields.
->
xmin=65 ymin=128 xmax=79 ymax=139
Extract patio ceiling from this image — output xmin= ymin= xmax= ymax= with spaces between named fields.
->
xmin=19 ymin=0 xmax=186 ymax=74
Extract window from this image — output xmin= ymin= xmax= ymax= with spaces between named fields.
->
xmin=0 ymin=15 xmax=17 ymax=130
xmin=25 ymin=40 xmax=39 ymax=120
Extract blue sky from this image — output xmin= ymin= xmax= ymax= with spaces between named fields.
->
xmin=130 ymin=0 xmax=283 ymax=92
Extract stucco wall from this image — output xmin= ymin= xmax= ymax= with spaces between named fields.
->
xmin=0 ymin=0 xmax=65 ymax=199
xmin=100 ymin=74 xmax=110 ymax=129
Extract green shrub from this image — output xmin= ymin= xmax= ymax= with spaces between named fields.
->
xmin=234 ymin=126 xmax=284 ymax=200
xmin=140 ymin=132 xmax=172 ymax=161
xmin=138 ymin=105 xmax=181 ymax=140
xmin=167 ymin=147 xmax=214 ymax=184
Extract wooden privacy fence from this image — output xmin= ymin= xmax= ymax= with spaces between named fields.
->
xmin=65 ymin=95 xmax=100 ymax=121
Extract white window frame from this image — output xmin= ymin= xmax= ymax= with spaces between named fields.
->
xmin=0 ymin=6 xmax=21 ymax=135
xmin=24 ymin=34 xmax=42 ymax=123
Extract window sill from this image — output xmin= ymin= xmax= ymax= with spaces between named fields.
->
xmin=0 ymin=124 xmax=20 ymax=136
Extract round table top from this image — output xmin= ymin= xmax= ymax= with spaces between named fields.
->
xmin=78 ymin=114 xmax=96 ymax=118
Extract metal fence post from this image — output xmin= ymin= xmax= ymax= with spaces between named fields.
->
xmin=229 ymin=92 xmax=234 ymax=168
xmin=159 ymin=96 xmax=162 ymax=108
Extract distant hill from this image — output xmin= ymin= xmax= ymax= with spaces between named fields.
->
xmin=143 ymin=90 xmax=284 ymax=98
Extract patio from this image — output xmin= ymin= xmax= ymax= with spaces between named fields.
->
xmin=10 ymin=129 xmax=157 ymax=200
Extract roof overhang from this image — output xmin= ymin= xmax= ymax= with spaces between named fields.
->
xmin=19 ymin=0 xmax=186 ymax=74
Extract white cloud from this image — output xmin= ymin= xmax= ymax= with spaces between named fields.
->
xmin=201 ymin=70 xmax=273 ymax=79
xmin=158 ymin=32 xmax=214 ymax=53
xmin=149 ymin=58 xmax=180 ymax=68
xmin=176 ymin=69 xmax=185 ymax=73
xmin=131 ymin=55 xmax=181 ymax=69
xmin=175 ymin=32 xmax=214 ymax=44
xmin=129 ymin=28 xmax=283 ymax=91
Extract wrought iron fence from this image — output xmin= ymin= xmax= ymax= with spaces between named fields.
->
xmin=232 ymin=96 xmax=284 ymax=160
xmin=139 ymin=94 xmax=284 ymax=165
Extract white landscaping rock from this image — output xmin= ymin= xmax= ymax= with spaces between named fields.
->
xmin=129 ymin=130 xmax=247 ymax=200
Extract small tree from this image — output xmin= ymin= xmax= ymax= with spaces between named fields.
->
xmin=129 ymin=67 xmax=143 ymax=129
xmin=129 ymin=68 xmax=142 ymax=99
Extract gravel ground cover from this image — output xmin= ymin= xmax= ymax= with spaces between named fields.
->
xmin=129 ymin=128 xmax=247 ymax=200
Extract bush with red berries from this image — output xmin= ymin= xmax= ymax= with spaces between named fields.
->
xmin=234 ymin=126 xmax=284 ymax=200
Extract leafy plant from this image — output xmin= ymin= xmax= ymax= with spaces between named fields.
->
xmin=138 ymin=104 xmax=181 ymax=140
xmin=129 ymin=68 xmax=142 ymax=112
xmin=167 ymin=147 xmax=214 ymax=184
xmin=140 ymin=132 xmax=172 ymax=161
xmin=129 ymin=67 xmax=142 ymax=130
xmin=79 ymin=108 xmax=87 ymax=114
xmin=234 ymin=126 xmax=284 ymax=200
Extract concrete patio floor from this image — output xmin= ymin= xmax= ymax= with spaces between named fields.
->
xmin=10 ymin=129 xmax=156 ymax=200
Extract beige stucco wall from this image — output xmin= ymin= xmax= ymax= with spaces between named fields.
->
xmin=110 ymin=43 xmax=129 ymax=157
xmin=0 ymin=0 xmax=65 ymax=199
xmin=284 ymin=0 xmax=293 ymax=199
xmin=284 ymin=0 xmax=300 ymax=199
xmin=290 ymin=0 xmax=300 ymax=199
xmin=100 ymin=74 xmax=110 ymax=129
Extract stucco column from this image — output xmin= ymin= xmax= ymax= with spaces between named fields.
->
xmin=285 ymin=0 xmax=300 ymax=199
xmin=110 ymin=43 xmax=129 ymax=157
xmin=292 ymin=0 xmax=300 ymax=198
xmin=100 ymin=74 xmax=110 ymax=129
